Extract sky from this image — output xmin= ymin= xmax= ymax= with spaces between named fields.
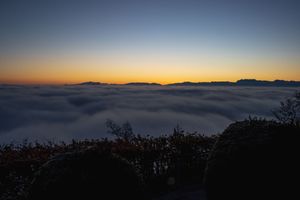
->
xmin=0 ymin=0 xmax=300 ymax=84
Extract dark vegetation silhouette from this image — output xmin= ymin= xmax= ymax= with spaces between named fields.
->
xmin=0 ymin=92 xmax=299 ymax=200
xmin=272 ymin=92 xmax=300 ymax=126
xmin=27 ymin=150 xmax=145 ymax=200
xmin=105 ymin=119 xmax=134 ymax=141
xmin=204 ymin=119 xmax=299 ymax=200
xmin=0 ymin=131 xmax=216 ymax=200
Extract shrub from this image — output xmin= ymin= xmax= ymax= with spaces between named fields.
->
xmin=204 ymin=119 xmax=299 ymax=200
xmin=27 ymin=149 xmax=146 ymax=200
xmin=273 ymin=92 xmax=300 ymax=126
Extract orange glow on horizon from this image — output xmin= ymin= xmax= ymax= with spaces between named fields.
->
xmin=1 ymin=54 xmax=300 ymax=85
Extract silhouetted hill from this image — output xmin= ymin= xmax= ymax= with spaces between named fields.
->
xmin=77 ymin=81 xmax=107 ymax=85
xmin=125 ymin=82 xmax=161 ymax=86
xmin=68 ymin=82 xmax=161 ymax=86
xmin=168 ymin=81 xmax=235 ymax=86
xmin=67 ymin=79 xmax=300 ymax=87
xmin=168 ymin=79 xmax=300 ymax=87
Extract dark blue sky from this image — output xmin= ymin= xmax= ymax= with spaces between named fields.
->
xmin=0 ymin=0 xmax=300 ymax=83
xmin=1 ymin=0 xmax=300 ymax=51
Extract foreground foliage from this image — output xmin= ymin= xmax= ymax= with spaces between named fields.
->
xmin=0 ymin=132 xmax=217 ymax=200
xmin=205 ymin=119 xmax=300 ymax=200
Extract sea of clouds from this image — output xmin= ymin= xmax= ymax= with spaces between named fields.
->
xmin=0 ymin=84 xmax=298 ymax=143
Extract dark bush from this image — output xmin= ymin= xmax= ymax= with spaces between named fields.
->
xmin=204 ymin=119 xmax=299 ymax=200
xmin=27 ymin=149 xmax=146 ymax=200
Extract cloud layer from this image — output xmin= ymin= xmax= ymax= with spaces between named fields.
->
xmin=0 ymin=85 xmax=298 ymax=143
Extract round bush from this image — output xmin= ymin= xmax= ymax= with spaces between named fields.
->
xmin=27 ymin=149 xmax=145 ymax=200
xmin=204 ymin=120 xmax=299 ymax=200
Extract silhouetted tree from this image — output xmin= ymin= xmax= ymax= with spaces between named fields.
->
xmin=273 ymin=92 xmax=300 ymax=126
xmin=106 ymin=119 xmax=134 ymax=140
xmin=173 ymin=123 xmax=184 ymax=135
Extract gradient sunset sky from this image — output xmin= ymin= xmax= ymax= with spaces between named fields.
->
xmin=0 ymin=0 xmax=300 ymax=84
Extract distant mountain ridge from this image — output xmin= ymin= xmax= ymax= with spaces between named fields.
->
xmin=125 ymin=82 xmax=161 ymax=86
xmin=69 ymin=79 xmax=300 ymax=87
xmin=167 ymin=79 xmax=300 ymax=87
xmin=73 ymin=82 xmax=161 ymax=86
xmin=77 ymin=81 xmax=107 ymax=85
